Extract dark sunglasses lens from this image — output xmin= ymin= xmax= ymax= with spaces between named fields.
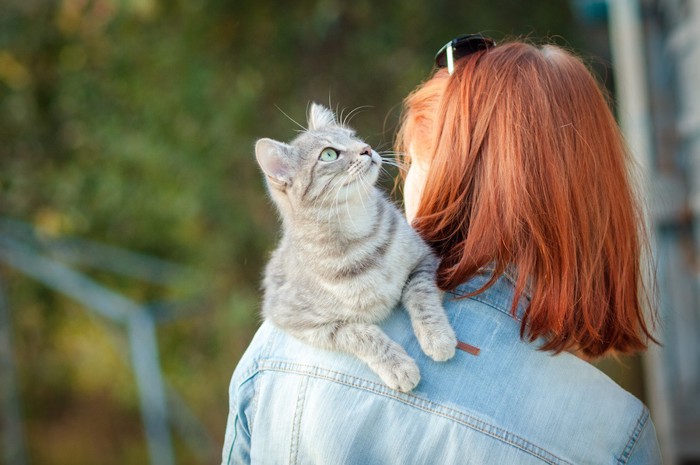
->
xmin=435 ymin=45 xmax=448 ymax=68
xmin=434 ymin=34 xmax=495 ymax=69
xmin=452 ymin=35 xmax=494 ymax=60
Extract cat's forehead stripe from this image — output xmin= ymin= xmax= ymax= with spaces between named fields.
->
xmin=322 ymin=140 xmax=347 ymax=151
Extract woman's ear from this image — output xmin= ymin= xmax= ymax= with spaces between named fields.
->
xmin=255 ymin=138 xmax=294 ymax=190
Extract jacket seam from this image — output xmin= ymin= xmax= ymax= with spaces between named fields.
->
xmin=460 ymin=293 xmax=523 ymax=322
xmin=289 ymin=377 xmax=309 ymax=465
xmin=258 ymin=359 xmax=571 ymax=465
xmin=618 ymin=407 xmax=650 ymax=465
xmin=232 ymin=364 xmax=262 ymax=435
xmin=224 ymin=414 xmax=239 ymax=465
xmin=249 ymin=372 xmax=259 ymax=434
xmin=448 ymin=269 xmax=529 ymax=321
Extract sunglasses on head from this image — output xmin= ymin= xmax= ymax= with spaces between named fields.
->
xmin=434 ymin=34 xmax=496 ymax=74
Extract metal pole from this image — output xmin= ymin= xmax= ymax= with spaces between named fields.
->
xmin=127 ymin=311 xmax=175 ymax=465
xmin=0 ymin=218 xmax=195 ymax=286
xmin=0 ymin=239 xmax=176 ymax=465
xmin=607 ymin=0 xmax=653 ymax=172
xmin=0 ymin=275 xmax=29 ymax=465
xmin=606 ymin=0 xmax=675 ymax=463
xmin=0 ymin=237 xmax=129 ymax=323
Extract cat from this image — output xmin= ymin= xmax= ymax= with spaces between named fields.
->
xmin=255 ymin=103 xmax=457 ymax=392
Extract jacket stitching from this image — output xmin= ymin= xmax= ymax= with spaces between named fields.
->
xmin=259 ymin=360 xmax=572 ymax=465
xmin=289 ymin=377 xmax=309 ymax=465
xmin=618 ymin=407 xmax=650 ymax=465
xmin=231 ymin=365 xmax=262 ymax=439
xmin=448 ymin=270 xmax=530 ymax=320
xmin=249 ymin=373 xmax=259 ymax=434
xmin=224 ymin=413 xmax=239 ymax=465
xmin=450 ymin=290 xmax=523 ymax=323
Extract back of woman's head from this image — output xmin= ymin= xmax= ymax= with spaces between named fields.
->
xmin=397 ymin=41 xmax=656 ymax=358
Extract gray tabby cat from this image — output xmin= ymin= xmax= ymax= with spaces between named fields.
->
xmin=255 ymin=103 xmax=457 ymax=392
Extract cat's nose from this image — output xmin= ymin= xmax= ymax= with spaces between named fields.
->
xmin=359 ymin=146 xmax=372 ymax=157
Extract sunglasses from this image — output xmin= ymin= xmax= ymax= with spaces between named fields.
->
xmin=434 ymin=34 xmax=496 ymax=74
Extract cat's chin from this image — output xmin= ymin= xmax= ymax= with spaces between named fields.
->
xmin=341 ymin=161 xmax=379 ymax=189
xmin=362 ymin=158 xmax=381 ymax=183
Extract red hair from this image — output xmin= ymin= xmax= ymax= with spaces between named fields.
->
xmin=397 ymin=41 xmax=656 ymax=358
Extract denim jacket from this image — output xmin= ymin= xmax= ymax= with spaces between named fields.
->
xmin=222 ymin=272 xmax=662 ymax=464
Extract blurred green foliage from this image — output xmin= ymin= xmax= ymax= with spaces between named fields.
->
xmin=0 ymin=0 xmax=578 ymax=463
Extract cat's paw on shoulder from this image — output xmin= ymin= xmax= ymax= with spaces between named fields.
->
xmin=417 ymin=326 xmax=457 ymax=362
xmin=373 ymin=356 xmax=421 ymax=392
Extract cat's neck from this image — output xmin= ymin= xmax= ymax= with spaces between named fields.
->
xmin=289 ymin=187 xmax=382 ymax=244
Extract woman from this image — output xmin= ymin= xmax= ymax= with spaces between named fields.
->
xmin=222 ymin=36 xmax=661 ymax=464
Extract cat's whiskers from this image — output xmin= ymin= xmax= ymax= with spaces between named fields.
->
xmin=304 ymin=168 xmax=343 ymax=233
xmin=379 ymin=153 xmax=407 ymax=163
xmin=343 ymin=172 xmax=360 ymax=232
xmin=323 ymin=171 xmax=349 ymax=235
xmin=379 ymin=166 xmax=393 ymax=178
xmin=314 ymin=174 xmax=351 ymax=237
xmin=358 ymin=174 xmax=373 ymax=213
xmin=379 ymin=159 xmax=408 ymax=173
xmin=378 ymin=151 xmax=405 ymax=158
xmin=338 ymin=106 xmax=346 ymax=128
xmin=378 ymin=158 xmax=405 ymax=166
xmin=374 ymin=141 xmax=390 ymax=150
xmin=333 ymin=172 xmax=353 ymax=234
xmin=274 ymin=105 xmax=307 ymax=132
xmin=347 ymin=165 xmax=368 ymax=212
xmin=311 ymin=173 xmax=343 ymax=216
xmin=326 ymin=175 xmax=352 ymax=230
xmin=356 ymin=170 xmax=369 ymax=213
xmin=378 ymin=153 xmax=407 ymax=167
xmin=342 ymin=105 xmax=372 ymax=128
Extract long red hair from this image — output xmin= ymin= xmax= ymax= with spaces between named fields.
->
xmin=397 ymin=41 xmax=656 ymax=358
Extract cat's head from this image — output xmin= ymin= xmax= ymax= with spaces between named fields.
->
xmin=255 ymin=103 xmax=381 ymax=216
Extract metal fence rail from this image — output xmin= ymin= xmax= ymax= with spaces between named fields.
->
xmin=0 ymin=218 xmax=216 ymax=465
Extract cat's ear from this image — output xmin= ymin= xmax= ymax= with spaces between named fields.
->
xmin=255 ymin=138 xmax=294 ymax=190
xmin=308 ymin=103 xmax=336 ymax=130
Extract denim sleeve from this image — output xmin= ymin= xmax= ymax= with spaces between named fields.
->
xmin=624 ymin=414 xmax=663 ymax=465
xmin=221 ymin=371 xmax=257 ymax=465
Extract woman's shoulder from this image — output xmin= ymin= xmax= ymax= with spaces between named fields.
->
xmin=433 ymin=273 xmax=659 ymax=463
xmin=230 ymin=273 xmax=659 ymax=464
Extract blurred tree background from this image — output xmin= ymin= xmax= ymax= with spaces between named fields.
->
xmin=0 ymin=0 xmax=589 ymax=463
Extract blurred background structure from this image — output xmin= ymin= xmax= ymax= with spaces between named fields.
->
xmin=603 ymin=0 xmax=700 ymax=463
xmin=0 ymin=0 xmax=698 ymax=464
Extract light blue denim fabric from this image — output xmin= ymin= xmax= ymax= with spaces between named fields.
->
xmin=222 ymin=272 xmax=662 ymax=464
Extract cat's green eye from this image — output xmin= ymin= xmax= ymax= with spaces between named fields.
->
xmin=319 ymin=148 xmax=339 ymax=162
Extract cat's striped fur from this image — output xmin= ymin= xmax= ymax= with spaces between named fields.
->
xmin=255 ymin=103 xmax=456 ymax=392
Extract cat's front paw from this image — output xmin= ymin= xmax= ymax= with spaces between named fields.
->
xmin=371 ymin=355 xmax=421 ymax=392
xmin=415 ymin=321 xmax=457 ymax=362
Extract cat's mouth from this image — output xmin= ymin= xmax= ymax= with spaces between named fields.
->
xmin=360 ymin=157 xmax=380 ymax=177
xmin=341 ymin=158 xmax=379 ymax=187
